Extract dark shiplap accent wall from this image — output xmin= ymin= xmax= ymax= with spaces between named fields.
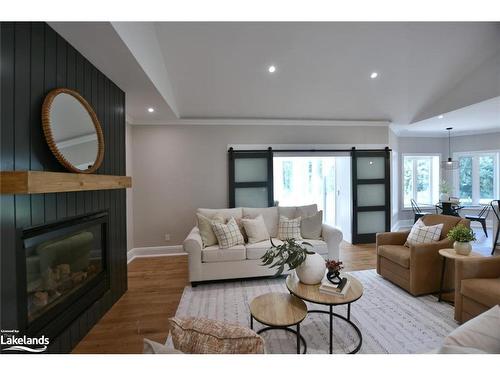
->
xmin=0 ymin=22 xmax=127 ymax=353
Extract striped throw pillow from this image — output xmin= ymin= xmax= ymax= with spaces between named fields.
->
xmin=278 ymin=216 xmax=303 ymax=240
xmin=211 ymin=217 xmax=244 ymax=249
xmin=405 ymin=219 xmax=443 ymax=247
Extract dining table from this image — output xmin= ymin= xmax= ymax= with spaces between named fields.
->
xmin=437 ymin=201 xmax=463 ymax=216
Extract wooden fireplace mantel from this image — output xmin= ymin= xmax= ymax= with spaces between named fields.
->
xmin=0 ymin=171 xmax=132 ymax=194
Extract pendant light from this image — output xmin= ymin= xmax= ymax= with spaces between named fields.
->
xmin=441 ymin=127 xmax=459 ymax=170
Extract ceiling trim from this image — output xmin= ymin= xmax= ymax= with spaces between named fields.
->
xmin=392 ymin=127 xmax=500 ymax=138
xmin=128 ymin=118 xmax=390 ymax=127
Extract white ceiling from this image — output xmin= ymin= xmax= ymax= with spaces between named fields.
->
xmin=50 ymin=22 xmax=500 ymax=135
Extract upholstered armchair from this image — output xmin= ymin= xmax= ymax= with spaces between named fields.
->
xmin=376 ymin=214 xmax=470 ymax=296
xmin=454 ymin=256 xmax=500 ymax=323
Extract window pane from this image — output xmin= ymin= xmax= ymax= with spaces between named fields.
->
xmin=479 ymin=155 xmax=494 ymax=203
xmin=416 ymin=159 xmax=431 ymax=205
xmin=459 ymin=157 xmax=473 ymax=204
xmin=403 ymin=158 xmax=413 ymax=207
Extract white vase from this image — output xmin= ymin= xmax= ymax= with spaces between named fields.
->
xmin=440 ymin=193 xmax=449 ymax=202
xmin=295 ymin=252 xmax=326 ymax=285
xmin=454 ymin=241 xmax=472 ymax=255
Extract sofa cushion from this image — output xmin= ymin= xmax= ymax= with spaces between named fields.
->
xmin=202 ymin=244 xmax=246 ymax=263
xmin=197 ymin=207 xmax=243 ymax=220
xmin=301 ymin=239 xmax=328 ymax=254
xmin=442 ymin=305 xmax=500 ymax=354
xmin=242 ymin=207 xmax=279 ymax=237
xmin=278 ymin=206 xmax=297 ymax=219
xmin=404 ymin=219 xmax=443 ymax=247
xmin=301 ymin=210 xmax=323 ymax=240
xmin=296 ymin=204 xmax=318 ymax=219
xmin=377 ymin=245 xmax=410 ymax=268
xmin=245 ymin=239 xmax=283 ymax=260
xmin=278 ymin=216 xmax=303 ymax=240
xmin=196 ymin=213 xmax=224 ymax=247
xmin=211 ymin=218 xmax=245 ymax=249
xmin=461 ymin=278 xmax=500 ymax=307
xmin=242 ymin=215 xmax=270 ymax=244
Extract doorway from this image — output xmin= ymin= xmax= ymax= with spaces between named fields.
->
xmin=273 ymin=156 xmax=352 ymax=243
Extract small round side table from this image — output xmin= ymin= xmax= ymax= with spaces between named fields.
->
xmin=249 ymin=292 xmax=308 ymax=354
xmin=438 ymin=248 xmax=483 ymax=303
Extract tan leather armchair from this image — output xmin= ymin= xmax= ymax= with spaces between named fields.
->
xmin=376 ymin=214 xmax=469 ymax=296
xmin=454 ymin=256 xmax=500 ymax=323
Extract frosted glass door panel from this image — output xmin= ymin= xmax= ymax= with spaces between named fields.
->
xmin=235 ymin=187 xmax=268 ymax=208
xmin=357 ymin=157 xmax=385 ymax=179
xmin=235 ymin=158 xmax=268 ymax=182
xmin=357 ymin=184 xmax=385 ymax=207
xmin=357 ymin=211 xmax=386 ymax=234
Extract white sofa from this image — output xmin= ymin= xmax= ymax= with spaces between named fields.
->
xmin=183 ymin=204 xmax=343 ymax=285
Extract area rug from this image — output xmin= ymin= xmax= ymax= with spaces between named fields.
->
xmin=169 ymin=269 xmax=458 ymax=354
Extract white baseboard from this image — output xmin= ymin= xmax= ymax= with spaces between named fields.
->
xmin=127 ymin=245 xmax=186 ymax=264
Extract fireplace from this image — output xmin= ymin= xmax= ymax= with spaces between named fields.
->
xmin=19 ymin=212 xmax=110 ymax=338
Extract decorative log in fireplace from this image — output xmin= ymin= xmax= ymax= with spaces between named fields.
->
xmin=19 ymin=212 xmax=110 ymax=338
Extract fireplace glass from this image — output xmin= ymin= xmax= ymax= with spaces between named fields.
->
xmin=24 ymin=216 xmax=106 ymax=324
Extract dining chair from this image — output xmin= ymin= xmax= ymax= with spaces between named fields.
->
xmin=490 ymin=200 xmax=499 ymax=255
xmin=465 ymin=205 xmax=490 ymax=237
xmin=410 ymin=199 xmax=432 ymax=223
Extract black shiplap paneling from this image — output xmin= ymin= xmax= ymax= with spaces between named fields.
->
xmin=0 ymin=22 xmax=17 ymax=331
xmin=0 ymin=22 xmax=127 ymax=353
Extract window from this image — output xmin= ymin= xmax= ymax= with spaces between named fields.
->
xmin=402 ymin=155 xmax=440 ymax=208
xmin=454 ymin=151 xmax=499 ymax=205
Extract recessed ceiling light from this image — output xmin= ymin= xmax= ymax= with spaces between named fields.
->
xmin=438 ymin=115 xmax=444 ymax=119
xmin=268 ymin=65 xmax=276 ymax=73
xmin=147 ymin=107 xmax=155 ymax=113
xmin=370 ymin=72 xmax=378 ymax=79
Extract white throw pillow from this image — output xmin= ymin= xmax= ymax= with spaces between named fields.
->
xmin=211 ymin=217 xmax=245 ymax=249
xmin=196 ymin=213 xmax=224 ymax=247
xmin=301 ymin=210 xmax=323 ymax=240
xmin=242 ymin=215 xmax=270 ymax=244
xmin=143 ymin=338 xmax=183 ymax=354
xmin=405 ymin=219 xmax=443 ymax=247
xmin=278 ymin=216 xmax=303 ymax=240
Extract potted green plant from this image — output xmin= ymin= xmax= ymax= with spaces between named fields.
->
xmin=447 ymin=224 xmax=476 ymax=255
xmin=439 ymin=179 xmax=452 ymax=202
xmin=261 ymin=238 xmax=326 ymax=285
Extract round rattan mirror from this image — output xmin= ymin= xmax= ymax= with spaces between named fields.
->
xmin=42 ymin=88 xmax=104 ymax=174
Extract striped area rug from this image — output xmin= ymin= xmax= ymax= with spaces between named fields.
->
xmin=171 ymin=269 xmax=458 ymax=354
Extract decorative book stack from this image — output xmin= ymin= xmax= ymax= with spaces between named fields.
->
xmin=319 ymin=276 xmax=351 ymax=296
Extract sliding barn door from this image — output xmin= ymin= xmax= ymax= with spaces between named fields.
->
xmin=228 ymin=148 xmax=274 ymax=208
xmin=351 ymin=148 xmax=391 ymax=244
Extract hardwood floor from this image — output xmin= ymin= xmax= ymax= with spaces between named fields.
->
xmin=73 ymin=243 xmax=376 ymax=353
xmin=72 ymin=255 xmax=189 ymax=354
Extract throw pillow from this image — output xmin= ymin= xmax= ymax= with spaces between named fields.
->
xmin=196 ymin=213 xmax=224 ymax=247
xmin=143 ymin=338 xmax=183 ymax=354
xmin=242 ymin=214 xmax=270 ymax=244
xmin=169 ymin=317 xmax=265 ymax=354
xmin=211 ymin=217 xmax=245 ymax=249
xmin=404 ymin=219 xmax=443 ymax=247
xmin=278 ymin=216 xmax=303 ymax=240
xmin=301 ymin=210 xmax=323 ymax=239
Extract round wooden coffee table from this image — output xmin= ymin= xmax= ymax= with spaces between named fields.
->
xmin=438 ymin=248 xmax=483 ymax=302
xmin=249 ymin=292 xmax=308 ymax=354
xmin=285 ymin=272 xmax=363 ymax=354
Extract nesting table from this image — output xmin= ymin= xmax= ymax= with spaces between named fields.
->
xmin=249 ymin=292 xmax=308 ymax=354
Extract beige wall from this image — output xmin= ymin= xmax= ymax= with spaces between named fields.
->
xmin=126 ymin=123 xmax=134 ymax=252
xmin=129 ymin=124 xmax=389 ymax=248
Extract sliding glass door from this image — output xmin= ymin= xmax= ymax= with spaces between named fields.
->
xmin=228 ymin=148 xmax=274 ymax=208
xmin=351 ymin=149 xmax=391 ymax=244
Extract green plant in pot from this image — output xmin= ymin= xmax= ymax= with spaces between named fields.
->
xmin=261 ymin=238 xmax=326 ymax=285
xmin=447 ymin=224 xmax=476 ymax=255
xmin=439 ymin=179 xmax=452 ymax=201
